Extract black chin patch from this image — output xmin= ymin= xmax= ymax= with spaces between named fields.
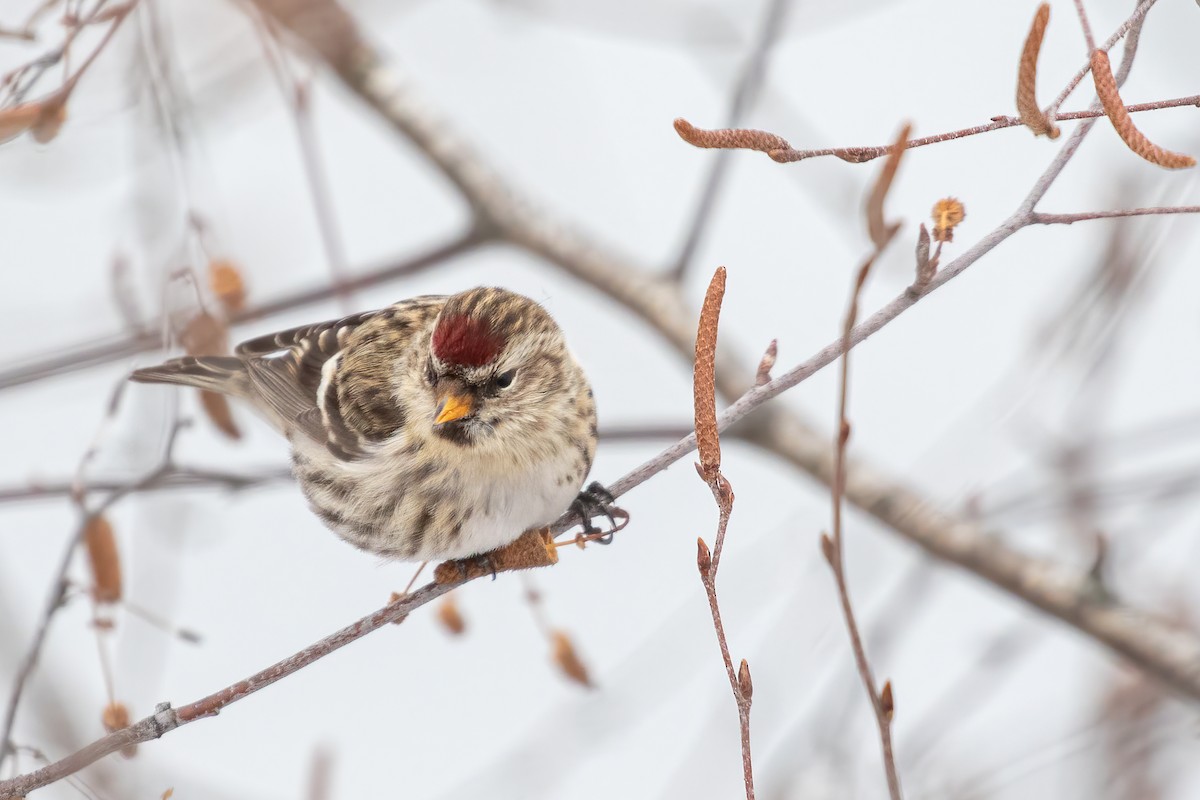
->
xmin=433 ymin=420 xmax=474 ymax=446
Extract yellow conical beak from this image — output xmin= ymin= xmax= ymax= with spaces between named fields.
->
xmin=433 ymin=393 xmax=474 ymax=426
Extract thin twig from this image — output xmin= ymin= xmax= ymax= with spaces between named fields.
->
xmin=824 ymin=251 xmax=902 ymax=800
xmin=1072 ymin=0 xmax=1097 ymax=52
xmin=669 ymin=0 xmax=790 ymax=279
xmin=674 ymin=92 xmax=1198 ymax=164
xmin=0 ymin=581 xmax=456 ymax=798
xmin=1032 ymin=206 xmax=1200 ymax=224
xmin=0 ymin=421 xmax=187 ymax=771
xmin=1044 ymin=0 xmax=1156 ymax=122
xmin=0 ymin=230 xmax=489 ymax=390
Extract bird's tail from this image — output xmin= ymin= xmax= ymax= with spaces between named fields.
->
xmin=130 ymin=356 xmax=251 ymax=398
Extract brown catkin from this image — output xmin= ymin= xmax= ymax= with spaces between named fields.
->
xmin=1091 ymin=50 xmax=1195 ymax=169
xmin=693 ymin=267 xmax=727 ymax=481
xmin=673 ymin=118 xmax=791 ymax=154
xmin=1016 ymin=4 xmax=1060 ymax=138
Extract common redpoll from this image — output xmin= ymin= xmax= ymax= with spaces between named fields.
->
xmin=131 ymin=287 xmax=599 ymax=562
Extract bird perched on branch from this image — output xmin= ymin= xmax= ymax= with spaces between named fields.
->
xmin=131 ymin=287 xmax=602 ymax=562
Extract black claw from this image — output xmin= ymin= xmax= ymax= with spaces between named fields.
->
xmin=570 ymin=482 xmax=627 ymax=545
xmin=474 ymin=553 xmax=498 ymax=581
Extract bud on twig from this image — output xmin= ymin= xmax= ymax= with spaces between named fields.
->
xmin=880 ymin=680 xmax=895 ymax=723
xmin=914 ymin=224 xmax=934 ymax=287
xmin=755 ymin=339 xmax=777 ymax=386
xmin=697 ymin=537 xmax=712 ymax=576
xmin=737 ymin=658 xmax=753 ymax=703
xmin=819 ymin=533 xmax=836 ymax=567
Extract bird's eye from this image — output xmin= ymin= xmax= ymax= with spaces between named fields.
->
xmin=494 ymin=369 xmax=516 ymax=389
xmin=425 ymin=360 xmax=437 ymax=385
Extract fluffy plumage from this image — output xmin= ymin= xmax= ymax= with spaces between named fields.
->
xmin=131 ymin=288 xmax=597 ymax=561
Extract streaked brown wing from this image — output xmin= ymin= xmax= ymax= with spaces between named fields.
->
xmin=236 ymin=311 xmax=379 ymax=457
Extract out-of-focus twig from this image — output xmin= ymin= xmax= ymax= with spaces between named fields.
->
xmin=669 ymin=0 xmax=790 ymax=279
xmin=820 ymin=139 xmax=908 ymax=799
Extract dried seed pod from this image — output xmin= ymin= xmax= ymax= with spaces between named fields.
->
xmin=436 ymin=596 xmax=466 ymax=635
xmin=207 ymin=259 xmax=247 ymax=314
xmin=101 ymin=701 xmax=137 ymax=758
xmin=1016 ymin=4 xmax=1060 ymax=138
xmin=694 ymin=267 xmax=727 ymax=482
xmin=84 ymin=514 xmax=121 ymax=604
xmin=1091 ymin=49 xmax=1195 ymax=169
xmin=551 ymin=630 xmax=593 ymax=688
xmin=932 ymin=198 xmax=966 ymax=243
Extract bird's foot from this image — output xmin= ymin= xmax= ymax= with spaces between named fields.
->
xmin=433 ymin=528 xmax=558 ymax=584
xmin=568 ymin=482 xmax=629 ymax=546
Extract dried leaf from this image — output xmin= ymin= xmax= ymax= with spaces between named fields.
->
xmin=931 ymin=198 xmax=966 ymax=243
xmin=199 ymin=390 xmax=241 ymax=440
xmin=865 ymin=123 xmax=911 ymax=250
xmin=208 ymin=259 xmax=247 ymax=314
xmin=0 ymin=102 xmax=41 ymax=144
xmin=737 ymin=658 xmax=753 ymax=703
xmin=162 ymin=790 xmax=175 ymax=800
xmin=755 ymin=339 xmax=777 ymax=386
xmin=693 ymin=266 xmax=726 ymax=482
xmin=84 ymin=514 xmax=121 ymax=604
xmin=180 ymin=312 xmax=229 ymax=356
xmin=30 ymin=99 xmax=66 ymax=144
xmin=551 ymin=630 xmax=593 ymax=688
xmin=1091 ymin=49 xmax=1195 ymax=169
xmin=436 ymin=596 xmax=466 ymax=635
xmin=696 ymin=537 xmax=712 ymax=576
xmin=1016 ymin=4 xmax=1060 ymax=138
xmin=673 ymin=118 xmax=791 ymax=155
xmin=880 ymin=680 xmax=895 ymax=722
xmin=914 ymin=223 xmax=934 ymax=286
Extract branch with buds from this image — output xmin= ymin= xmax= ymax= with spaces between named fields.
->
xmin=692 ymin=267 xmax=755 ymax=800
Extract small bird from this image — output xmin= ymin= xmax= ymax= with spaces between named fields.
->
xmin=131 ymin=287 xmax=599 ymax=562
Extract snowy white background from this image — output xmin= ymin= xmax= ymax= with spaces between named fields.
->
xmin=2 ymin=0 xmax=1199 ymax=798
